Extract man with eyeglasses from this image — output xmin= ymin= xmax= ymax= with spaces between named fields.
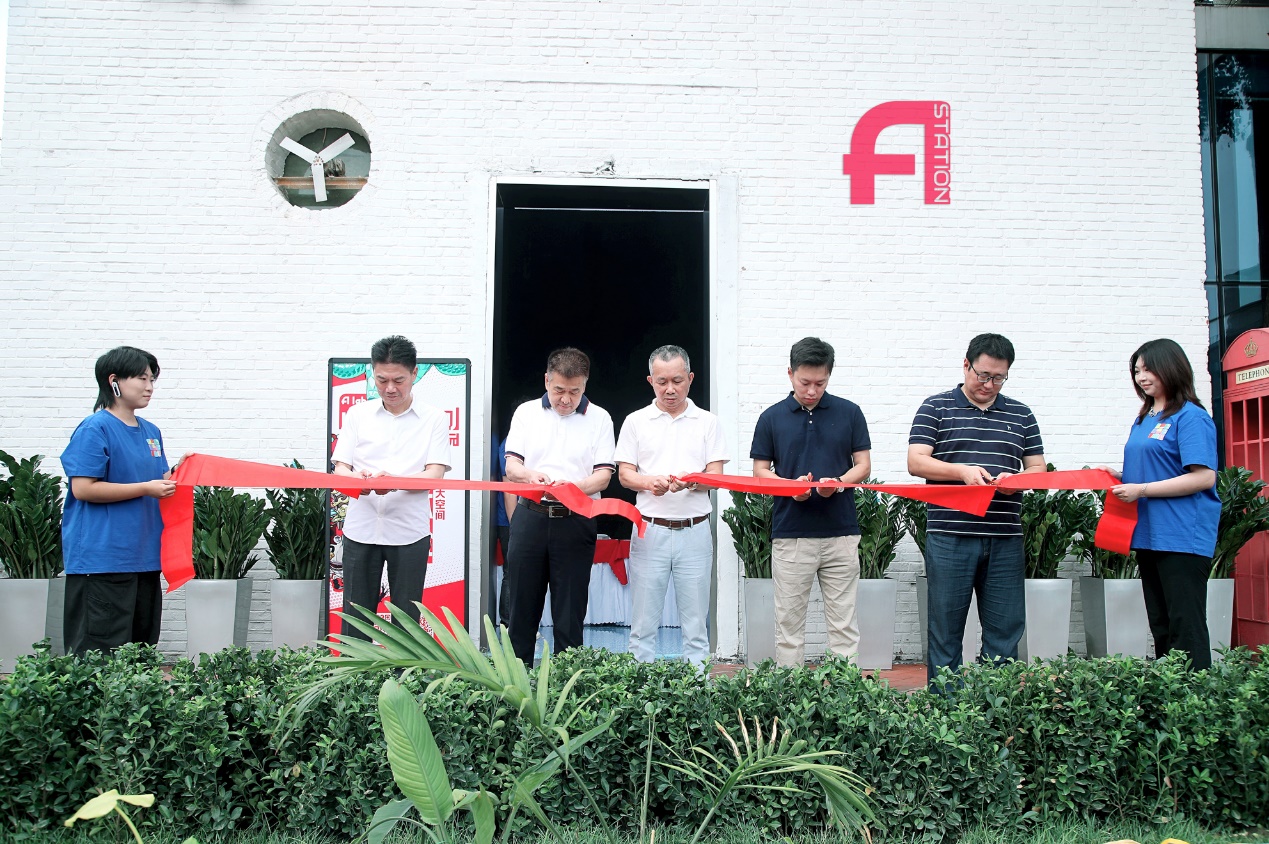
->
xmin=907 ymin=333 xmax=1046 ymax=686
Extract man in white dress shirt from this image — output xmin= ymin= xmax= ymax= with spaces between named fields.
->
xmin=332 ymin=336 xmax=451 ymax=640
xmin=504 ymin=347 xmax=615 ymax=665
xmin=616 ymin=345 xmax=727 ymax=668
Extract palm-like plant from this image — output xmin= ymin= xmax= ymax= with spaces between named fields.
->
xmin=283 ymin=605 xmax=616 ymax=844
xmin=192 ymin=486 xmax=270 ymax=579
xmin=898 ymin=496 xmax=927 ymax=560
xmin=1020 ymin=468 xmax=1086 ymax=579
xmin=263 ymin=460 xmax=328 ymax=580
xmin=1212 ymin=466 xmax=1269 ymax=579
xmin=0 ymin=450 xmax=64 ymax=579
xmin=1069 ymin=490 xmax=1137 ymax=579
xmin=721 ymin=491 xmax=773 ymax=578
xmin=659 ymin=711 xmax=877 ymax=844
xmin=854 ymin=482 xmax=906 ymax=580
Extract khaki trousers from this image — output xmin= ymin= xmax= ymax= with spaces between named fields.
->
xmin=772 ymin=535 xmax=861 ymax=666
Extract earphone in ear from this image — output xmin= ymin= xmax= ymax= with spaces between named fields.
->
xmin=111 ymin=381 xmax=121 ymax=398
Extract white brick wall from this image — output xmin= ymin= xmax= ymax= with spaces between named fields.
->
xmin=0 ymin=0 xmax=1206 ymax=660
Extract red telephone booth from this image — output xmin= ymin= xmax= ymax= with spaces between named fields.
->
xmin=1222 ymin=328 xmax=1269 ymax=648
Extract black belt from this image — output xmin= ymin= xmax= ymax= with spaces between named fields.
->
xmin=519 ymin=498 xmax=575 ymax=518
xmin=642 ymin=515 xmax=709 ymax=530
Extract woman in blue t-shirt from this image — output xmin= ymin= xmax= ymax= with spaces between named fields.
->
xmin=61 ymin=346 xmax=183 ymax=656
xmin=1105 ymin=338 xmax=1219 ymax=669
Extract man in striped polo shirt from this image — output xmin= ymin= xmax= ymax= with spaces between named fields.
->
xmin=907 ymin=333 xmax=1047 ymax=685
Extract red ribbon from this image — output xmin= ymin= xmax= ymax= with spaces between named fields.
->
xmin=159 ymin=454 xmax=645 ymax=592
xmin=161 ymin=456 xmax=1136 ymax=594
xmin=677 ymin=467 xmax=1136 ymax=557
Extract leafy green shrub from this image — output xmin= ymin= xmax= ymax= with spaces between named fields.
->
xmin=0 ymin=450 xmax=64 ymax=579
xmin=1 ymin=642 xmax=1267 ymax=840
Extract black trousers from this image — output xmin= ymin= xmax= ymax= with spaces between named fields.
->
xmin=506 ymin=506 xmax=596 ymax=664
xmin=495 ymin=525 xmax=512 ymax=629
xmin=1137 ymin=549 xmax=1212 ymax=670
xmin=340 ymin=535 xmax=431 ymax=642
xmin=65 ymin=571 xmax=162 ymax=657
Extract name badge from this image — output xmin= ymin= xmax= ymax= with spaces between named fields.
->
xmin=1148 ymin=423 xmax=1171 ymax=441
xmin=147 ymin=438 xmax=163 ymax=458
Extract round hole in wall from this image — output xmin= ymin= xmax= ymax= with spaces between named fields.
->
xmin=266 ymin=110 xmax=371 ymax=209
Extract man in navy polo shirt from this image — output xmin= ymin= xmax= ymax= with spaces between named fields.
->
xmin=751 ymin=337 xmax=872 ymax=666
xmin=907 ymin=333 xmax=1047 ymax=686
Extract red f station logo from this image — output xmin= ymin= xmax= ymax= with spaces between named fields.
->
xmin=842 ymin=101 xmax=950 ymax=204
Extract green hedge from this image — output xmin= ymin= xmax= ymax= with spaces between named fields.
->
xmin=2 ymin=644 xmax=1267 ymax=840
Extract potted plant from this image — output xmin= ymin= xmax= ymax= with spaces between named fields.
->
xmin=1209 ymin=466 xmax=1269 ymax=661
xmin=1017 ymin=475 xmax=1082 ymax=661
xmin=185 ymin=485 xmax=270 ymax=656
xmin=854 ymin=483 xmax=905 ymax=669
xmin=0 ymin=450 xmax=65 ymax=670
xmin=1074 ymin=489 xmax=1147 ymax=658
xmin=902 ymin=496 xmax=980 ymax=666
xmin=721 ymin=490 xmax=773 ymax=666
xmin=264 ymin=461 xmax=329 ymax=649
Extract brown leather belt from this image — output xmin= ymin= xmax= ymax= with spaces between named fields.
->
xmin=519 ymin=498 xmax=575 ymax=518
xmin=642 ymin=515 xmax=709 ymax=530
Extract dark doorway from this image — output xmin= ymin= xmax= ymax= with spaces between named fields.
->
xmin=491 ymin=182 xmax=711 ymax=542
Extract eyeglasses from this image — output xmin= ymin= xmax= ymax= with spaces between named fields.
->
xmin=969 ymin=362 xmax=1009 ymax=386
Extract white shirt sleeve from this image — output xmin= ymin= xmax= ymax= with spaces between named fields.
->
xmin=705 ymin=413 xmax=729 ymax=466
xmin=505 ymin=402 xmax=530 ymax=462
xmin=613 ymin=413 xmax=639 ymax=468
xmin=425 ymin=409 xmax=453 ymax=472
xmin=330 ymin=401 xmax=362 ymax=468
xmin=593 ymin=409 xmax=616 ymax=470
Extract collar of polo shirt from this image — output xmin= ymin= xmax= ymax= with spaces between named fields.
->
xmin=785 ymin=391 xmax=833 ymax=411
xmin=953 ymin=383 xmax=1010 ymax=412
xmin=540 ymin=392 xmax=591 ymax=415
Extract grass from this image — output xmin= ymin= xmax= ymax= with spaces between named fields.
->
xmin=37 ymin=818 xmax=1268 ymax=844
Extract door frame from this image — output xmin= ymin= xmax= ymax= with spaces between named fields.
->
xmin=470 ymin=174 xmax=742 ymax=658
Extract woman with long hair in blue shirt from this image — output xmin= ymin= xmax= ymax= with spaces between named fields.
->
xmin=1105 ymin=338 xmax=1219 ymax=669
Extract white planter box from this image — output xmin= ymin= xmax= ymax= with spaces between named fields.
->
xmin=1018 ymin=578 xmax=1073 ymax=661
xmin=916 ymin=575 xmax=981 ymax=666
xmin=45 ymin=575 xmax=66 ymax=656
xmin=1207 ymin=578 xmax=1234 ymax=663
xmin=743 ymin=577 xmax=776 ymax=666
xmin=0 ymin=578 xmax=51 ymax=672
xmin=857 ymin=578 xmax=898 ymax=670
xmin=1080 ymin=577 xmax=1149 ymax=658
xmin=270 ymin=579 xmax=324 ymax=650
xmin=185 ymin=578 xmax=254 ymax=657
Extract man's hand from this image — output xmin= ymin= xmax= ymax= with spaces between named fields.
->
xmin=994 ymin=471 xmax=1019 ymax=495
xmin=793 ymin=473 xmax=814 ymax=502
xmin=367 ymin=470 xmax=397 ymax=495
xmin=957 ymin=465 xmax=994 ymax=486
xmin=647 ymin=475 xmax=674 ymax=496
xmin=815 ymin=476 xmax=841 ymax=499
